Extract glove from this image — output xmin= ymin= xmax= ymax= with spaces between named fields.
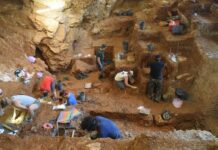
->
xmin=131 ymin=86 xmax=138 ymax=89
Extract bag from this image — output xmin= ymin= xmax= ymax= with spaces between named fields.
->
xmin=14 ymin=69 xmax=22 ymax=77
xmin=175 ymin=88 xmax=189 ymax=100
xmin=77 ymin=92 xmax=86 ymax=102
xmin=172 ymin=25 xmax=184 ymax=35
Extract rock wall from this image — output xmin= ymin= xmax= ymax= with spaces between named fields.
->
xmin=29 ymin=0 xmax=118 ymax=72
xmin=192 ymin=58 xmax=218 ymax=135
xmin=0 ymin=130 xmax=217 ymax=150
xmin=0 ymin=1 xmax=48 ymax=95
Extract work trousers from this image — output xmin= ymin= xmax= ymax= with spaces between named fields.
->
xmin=146 ymin=78 xmax=163 ymax=102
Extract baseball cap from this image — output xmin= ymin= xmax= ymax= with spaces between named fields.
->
xmin=0 ymin=89 xmax=3 ymax=95
xmin=129 ymin=70 xmax=134 ymax=76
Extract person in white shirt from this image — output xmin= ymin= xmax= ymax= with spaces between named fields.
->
xmin=114 ymin=70 xmax=137 ymax=90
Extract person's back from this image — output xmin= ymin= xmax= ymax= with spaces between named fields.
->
xmin=67 ymin=92 xmax=77 ymax=105
xmin=149 ymin=61 xmax=164 ymax=79
xmin=95 ymin=116 xmax=122 ymax=139
xmin=114 ymin=71 xmax=128 ymax=81
xmin=39 ymin=75 xmax=54 ymax=92
xmin=12 ymin=95 xmax=36 ymax=106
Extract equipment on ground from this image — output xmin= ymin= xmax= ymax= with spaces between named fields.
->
xmin=161 ymin=110 xmax=172 ymax=121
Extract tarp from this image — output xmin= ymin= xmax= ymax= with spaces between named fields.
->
xmin=57 ymin=108 xmax=81 ymax=123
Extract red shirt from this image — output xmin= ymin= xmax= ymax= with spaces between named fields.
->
xmin=39 ymin=76 xmax=54 ymax=92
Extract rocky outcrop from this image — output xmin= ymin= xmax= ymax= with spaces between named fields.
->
xmin=0 ymin=1 xmax=47 ymax=81
xmin=91 ymin=16 xmax=135 ymax=37
xmin=30 ymin=0 xmax=119 ymax=72
xmin=0 ymin=130 xmax=217 ymax=150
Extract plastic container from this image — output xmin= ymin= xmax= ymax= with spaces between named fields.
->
xmin=27 ymin=56 xmax=36 ymax=63
xmin=36 ymin=72 xmax=43 ymax=78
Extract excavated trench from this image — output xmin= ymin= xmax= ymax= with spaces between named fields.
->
xmin=89 ymin=111 xmax=206 ymax=130
xmin=0 ymin=0 xmax=218 ymax=149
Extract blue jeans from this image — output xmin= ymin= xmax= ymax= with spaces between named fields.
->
xmin=97 ymin=63 xmax=104 ymax=79
xmin=51 ymin=80 xmax=63 ymax=93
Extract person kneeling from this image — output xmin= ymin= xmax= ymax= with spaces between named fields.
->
xmin=59 ymin=90 xmax=77 ymax=106
xmin=114 ymin=70 xmax=137 ymax=90
xmin=81 ymin=116 xmax=122 ymax=139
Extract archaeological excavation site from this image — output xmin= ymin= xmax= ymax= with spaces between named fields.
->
xmin=0 ymin=0 xmax=218 ymax=149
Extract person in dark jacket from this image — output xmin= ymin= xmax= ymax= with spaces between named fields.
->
xmin=81 ymin=116 xmax=122 ymax=139
xmin=96 ymin=44 xmax=107 ymax=80
xmin=146 ymin=54 xmax=165 ymax=102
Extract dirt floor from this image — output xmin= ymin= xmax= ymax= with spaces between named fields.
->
xmin=0 ymin=0 xmax=218 ymax=149
xmin=2 ymin=69 xmax=203 ymax=139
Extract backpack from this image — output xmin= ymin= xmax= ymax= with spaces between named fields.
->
xmin=14 ymin=69 xmax=22 ymax=77
xmin=172 ymin=25 xmax=184 ymax=35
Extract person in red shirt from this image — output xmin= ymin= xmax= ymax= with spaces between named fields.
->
xmin=39 ymin=75 xmax=63 ymax=99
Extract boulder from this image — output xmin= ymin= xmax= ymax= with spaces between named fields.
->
xmin=54 ymin=24 xmax=67 ymax=42
xmin=33 ymin=32 xmax=47 ymax=44
xmin=71 ymin=60 xmax=97 ymax=73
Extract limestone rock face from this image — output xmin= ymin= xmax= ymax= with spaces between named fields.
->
xmin=91 ymin=16 xmax=135 ymax=37
xmin=29 ymin=0 xmax=118 ymax=72
xmin=211 ymin=3 xmax=218 ymax=17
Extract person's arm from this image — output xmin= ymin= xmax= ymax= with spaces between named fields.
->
xmin=124 ymin=76 xmax=137 ymax=89
xmin=13 ymin=100 xmax=28 ymax=110
xmin=97 ymin=57 xmax=103 ymax=69
xmin=51 ymin=81 xmax=57 ymax=98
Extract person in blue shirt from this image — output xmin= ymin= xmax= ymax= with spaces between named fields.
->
xmin=60 ymin=90 xmax=77 ymax=106
xmin=147 ymin=54 xmax=165 ymax=102
xmin=81 ymin=116 xmax=122 ymax=139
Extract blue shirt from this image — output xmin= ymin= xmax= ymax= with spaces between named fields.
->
xmin=12 ymin=95 xmax=36 ymax=107
xmin=67 ymin=93 xmax=77 ymax=105
xmin=95 ymin=116 xmax=122 ymax=139
xmin=149 ymin=61 xmax=164 ymax=79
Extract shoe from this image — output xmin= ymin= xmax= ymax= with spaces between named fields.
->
xmin=26 ymin=117 xmax=33 ymax=123
xmin=154 ymin=97 xmax=161 ymax=103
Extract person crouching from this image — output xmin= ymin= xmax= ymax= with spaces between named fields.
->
xmin=59 ymin=90 xmax=77 ymax=106
xmin=1 ymin=95 xmax=40 ymax=122
xmin=81 ymin=116 xmax=122 ymax=139
xmin=114 ymin=70 xmax=137 ymax=90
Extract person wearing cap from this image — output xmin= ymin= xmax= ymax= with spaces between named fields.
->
xmin=59 ymin=90 xmax=77 ymax=106
xmin=39 ymin=75 xmax=63 ymax=99
xmin=147 ymin=54 xmax=165 ymax=102
xmin=114 ymin=70 xmax=137 ymax=90
xmin=96 ymin=44 xmax=107 ymax=80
